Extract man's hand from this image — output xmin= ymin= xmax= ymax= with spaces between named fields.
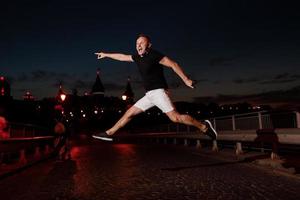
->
xmin=94 ymin=52 xmax=133 ymax=62
xmin=184 ymin=78 xmax=195 ymax=89
xmin=94 ymin=52 xmax=106 ymax=59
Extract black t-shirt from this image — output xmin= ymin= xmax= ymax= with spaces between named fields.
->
xmin=132 ymin=49 xmax=168 ymax=91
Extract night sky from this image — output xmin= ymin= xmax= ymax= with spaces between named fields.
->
xmin=1 ymin=0 xmax=300 ymax=107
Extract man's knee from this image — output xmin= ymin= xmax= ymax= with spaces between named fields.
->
xmin=168 ymin=113 xmax=181 ymax=123
xmin=125 ymin=106 xmax=142 ymax=118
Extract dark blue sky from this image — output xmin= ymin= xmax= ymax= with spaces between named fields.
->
xmin=1 ymin=0 xmax=300 ymax=106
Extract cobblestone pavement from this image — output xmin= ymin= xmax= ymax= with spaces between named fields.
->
xmin=0 ymin=138 xmax=300 ymax=200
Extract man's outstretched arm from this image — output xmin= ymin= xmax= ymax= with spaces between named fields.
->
xmin=159 ymin=56 xmax=194 ymax=88
xmin=95 ymin=52 xmax=133 ymax=62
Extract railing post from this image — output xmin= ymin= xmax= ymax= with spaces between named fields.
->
xmin=173 ymin=138 xmax=177 ymax=145
xmin=196 ymin=140 xmax=202 ymax=149
xmin=236 ymin=142 xmax=243 ymax=155
xmin=164 ymin=138 xmax=167 ymax=144
xmin=184 ymin=139 xmax=188 ymax=146
xmin=34 ymin=146 xmax=41 ymax=160
xmin=295 ymin=111 xmax=300 ymax=128
xmin=258 ymin=112 xmax=263 ymax=129
xmin=8 ymin=124 xmax=11 ymax=136
xmin=19 ymin=149 xmax=27 ymax=165
xmin=232 ymin=115 xmax=236 ymax=131
xmin=44 ymin=144 xmax=51 ymax=154
xmin=213 ymin=118 xmax=217 ymax=130
xmin=212 ymin=140 xmax=218 ymax=152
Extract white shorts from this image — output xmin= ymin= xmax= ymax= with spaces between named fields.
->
xmin=134 ymin=89 xmax=175 ymax=113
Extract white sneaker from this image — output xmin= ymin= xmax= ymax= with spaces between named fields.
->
xmin=203 ymin=120 xmax=218 ymax=140
xmin=92 ymin=132 xmax=113 ymax=141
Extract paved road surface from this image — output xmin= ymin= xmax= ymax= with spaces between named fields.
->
xmin=0 ymin=138 xmax=300 ymax=200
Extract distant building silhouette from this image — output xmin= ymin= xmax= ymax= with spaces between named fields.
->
xmin=91 ymin=69 xmax=105 ymax=97
xmin=56 ymin=84 xmax=66 ymax=103
xmin=122 ymin=77 xmax=134 ymax=104
xmin=23 ymin=91 xmax=35 ymax=101
xmin=90 ymin=69 xmax=105 ymax=109
xmin=0 ymin=76 xmax=12 ymax=116
xmin=0 ymin=76 xmax=11 ymax=98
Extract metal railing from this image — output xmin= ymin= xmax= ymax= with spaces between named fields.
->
xmin=0 ymin=122 xmax=55 ymax=178
xmin=0 ymin=136 xmax=56 ymax=178
xmin=6 ymin=122 xmax=51 ymax=138
xmin=123 ymin=111 xmax=300 ymax=159
xmin=214 ymin=111 xmax=299 ymax=131
xmin=140 ymin=111 xmax=300 ymax=133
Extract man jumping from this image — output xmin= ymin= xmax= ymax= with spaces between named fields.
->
xmin=93 ymin=34 xmax=217 ymax=141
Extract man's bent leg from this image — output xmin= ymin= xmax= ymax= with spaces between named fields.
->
xmin=166 ymin=110 xmax=206 ymax=131
xmin=166 ymin=110 xmax=217 ymax=140
xmin=106 ymin=106 xmax=143 ymax=135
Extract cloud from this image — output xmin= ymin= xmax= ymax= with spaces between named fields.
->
xmin=104 ymin=83 xmax=125 ymax=91
xmin=193 ymin=85 xmax=300 ymax=108
xmin=17 ymin=73 xmax=29 ymax=82
xmin=232 ymin=73 xmax=300 ymax=85
xmin=14 ymin=70 xmax=73 ymax=83
xmin=274 ymin=73 xmax=289 ymax=80
xmin=291 ymin=74 xmax=300 ymax=79
xmin=260 ymin=79 xmax=297 ymax=84
xmin=209 ymin=56 xmax=235 ymax=67
xmin=31 ymin=70 xmax=48 ymax=80
xmin=72 ymin=80 xmax=92 ymax=89
xmin=259 ymin=73 xmax=299 ymax=85
xmin=233 ymin=78 xmax=259 ymax=84
xmin=166 ymin=76 xmax=208 ymax=89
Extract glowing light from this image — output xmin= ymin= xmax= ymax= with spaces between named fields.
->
xmin=253 ymin=106 xmax=261 ymax=110
xmin=60 ymin=94 xmax=66 ymax=102
xmin=113 ymin=144 xmax=135 ymax=155
xmin=122 ymin=95 xmax=127 ymax=101
xmin=54 ymin=104 xmax=63 ymax=110
xmin=83 ymin=114 xmax=86 ymax=118
xmin=94 ymin=110 xmax=98 ymax=114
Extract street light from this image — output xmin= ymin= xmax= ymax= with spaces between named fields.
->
xmin=122 ymin=94 xmax=127 ymax=101
xmin=60 ymin=93 xmax=66 ymax=102
xmin=121 ymin=77 xmax=134 ymax=103
xmin=56 ymin=84 xmax=67 ymax=103
xmin=55 ymin=84 xmax=67 ymax=112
